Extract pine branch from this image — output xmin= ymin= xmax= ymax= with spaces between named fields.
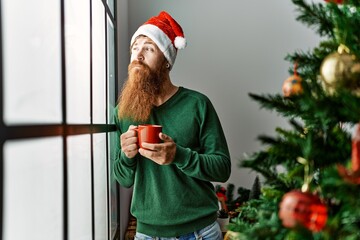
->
xmin=288 ymin=118 xmax=305 ymax=133
xmin=249 ymin=88 xmax=360 ymax=132
xmin=346 ymin=0 xmax=360 ymax=7
xmin=323 ymin=2 xmax=360 ymax=56
xmin=292 ymin=0 xmax=334 ymax=37
xmin=248 ymin=93 xmax=299 ymax=117
xmin=240 ymin=152 xmax=299 ymax=191
xmin=240 ymin=152 xmax=278 ymax=180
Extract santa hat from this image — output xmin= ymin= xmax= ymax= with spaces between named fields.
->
xmin=130 ymin=11 xmax=186 ymax=69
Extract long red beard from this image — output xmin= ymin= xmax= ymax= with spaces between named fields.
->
xmin=117 ymin=61 xmax=166 ymax=122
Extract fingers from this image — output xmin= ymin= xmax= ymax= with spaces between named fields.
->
xmin=120 ymin=125 xmax=138 ymax=158
xmin=159 ymin=132 xmax=173 ymax=142
xmin=128 ymin=125 xmax=137 ymax=130
xmin=120 ymin=132 xmax=137 ymax=148
xmin=121 ymin=125 xmax=137 ymax=139
xmin=139 ymin=134 xmax=176 ymax=165
xmin=121 ymin=138 xmax=138 ymax=158
xmin=139 ymin=147 xmax=170 ymax=165
xmin=140 ymin=132 xmax=173 ymax=150
xmin=138 ymin=148 xmax=158 ymax=159
xmin=122 ymin=140 xmax=138 ymax=151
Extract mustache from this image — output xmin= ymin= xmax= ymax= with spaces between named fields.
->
xmin=128 ymin=60 xmax=150 ymax=71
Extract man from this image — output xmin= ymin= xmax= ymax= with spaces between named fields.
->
xmin=113 ymin=11 xmax=231 ymax=239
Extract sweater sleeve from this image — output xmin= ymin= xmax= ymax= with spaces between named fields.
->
xmin=112 ymin=108 xmax=138 ymax=188
xmin=173 ymin=98 xmax=231 ymax=183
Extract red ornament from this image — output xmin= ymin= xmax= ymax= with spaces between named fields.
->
xmin=282 ymin=62 xmax=303 ymax=97
xmin=337 ymin=123 xmax=360 ymax=184
xmin=216 ymin=186 xmax=227 ymax=201
xmin=216 ymin=186 xmax=228 ymax=211
xmin=279 ymin=190 xmax=328 ymax=232
xmin=351 ymin=124 xmax=360 ymax=172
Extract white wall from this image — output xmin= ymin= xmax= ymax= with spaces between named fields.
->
xmin=126 ymin=1 xmax=322 ymax=189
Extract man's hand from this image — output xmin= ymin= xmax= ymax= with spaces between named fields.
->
xmin=139 ymin=133 xmax=176 ymax=165
xmin=120 ymin=125 xmax=138 ymax=158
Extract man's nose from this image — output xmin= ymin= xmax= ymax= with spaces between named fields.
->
xmin=136 ymin=50 xmax=144 ymax=61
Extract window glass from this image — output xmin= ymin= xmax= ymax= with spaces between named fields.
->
xmin=107 ymin=17 xmax=116 ymax=124
xmin=66 ymin=0 xmax=91 ymax=124
xmin=109 ymin=131 xmax=119 ymax=238
xmin=93 ymin=0 xmax=106 ymax=124
xmin=2 ymin=0 xmax=62 ymax=124
xmin=107 ymin=12 xmax=118 ymax=240
xmin=107 ymin=0 xmax=115 ymax=17
xmin=93 ymin=133 xmax=107 ymax=240
xmin=67 ymin=134 xmax=92 ymax=239
xmin=3 ymin=137 xmax=63 ymax=240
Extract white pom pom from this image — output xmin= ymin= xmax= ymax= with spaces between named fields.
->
xmin=174 ymin=36 xmax=187 ymax=49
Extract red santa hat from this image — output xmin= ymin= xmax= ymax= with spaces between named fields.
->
xmin=130 ymin=11 xmax=187 ymax=69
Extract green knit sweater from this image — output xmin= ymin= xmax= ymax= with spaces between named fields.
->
xmin=113 ymin=87 xmax=231 ymax=237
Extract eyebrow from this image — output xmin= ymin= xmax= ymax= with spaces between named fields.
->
xmin=134 ymin=41 xmax=155 ymax=46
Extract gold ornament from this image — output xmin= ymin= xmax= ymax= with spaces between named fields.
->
xmin=320 ymin=44 xmax=360 ymax=94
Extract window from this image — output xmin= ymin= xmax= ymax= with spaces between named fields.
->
xmin=0 ymin=0 xmax=119 ymax=239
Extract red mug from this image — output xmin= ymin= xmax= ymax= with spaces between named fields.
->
xmin=135 ymin=124 xmax=162 ymax=149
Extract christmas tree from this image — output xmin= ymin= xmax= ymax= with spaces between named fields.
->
xmin=248 ymin=175 xmax=261 ymax=201
xmin=227 ymin=0 xmax=360 ymax=239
